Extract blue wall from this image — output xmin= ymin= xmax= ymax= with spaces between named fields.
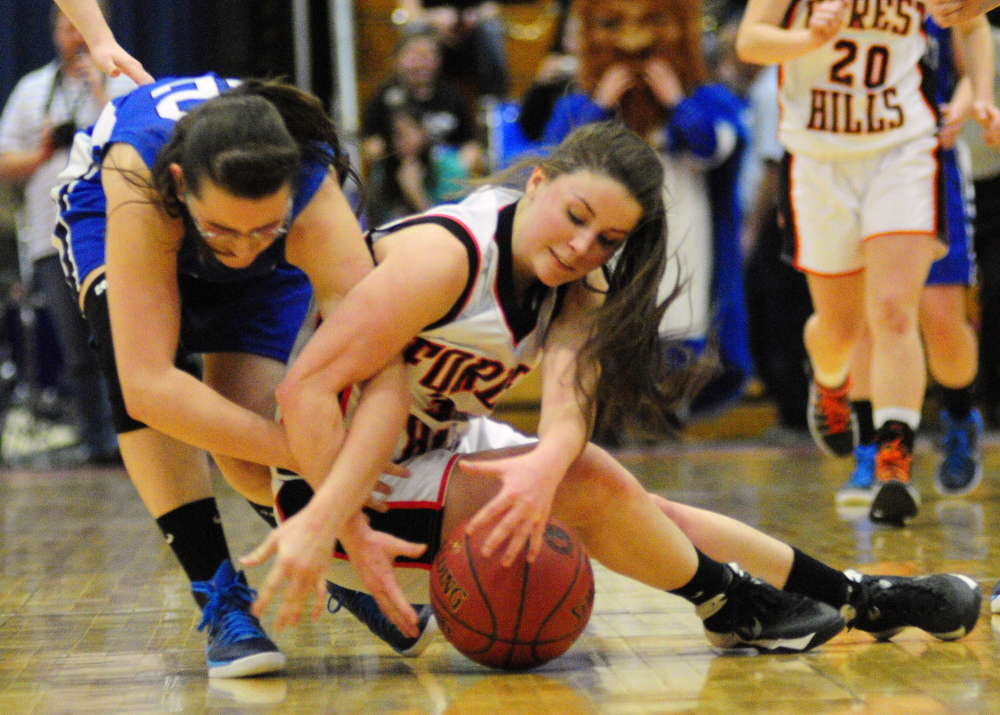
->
xmin=0 ymin=0 xmax=206 ymax=111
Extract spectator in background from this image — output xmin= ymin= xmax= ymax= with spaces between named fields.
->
xmin=361 ymin=28 xmax=481 ymax=174
xmin=395 ymin=0 xmax=510 ymax=100
xmin=0 ymin=5 xmax=132 ymax=464
xmin=366 ymin=105 xmax=467 ymax=227
xmin=516 ymin=13 xmax=579 ymax=142
xmin=714 ymin=16 xmax=814 ymax=440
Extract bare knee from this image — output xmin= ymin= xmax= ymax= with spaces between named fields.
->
xmin=869 ymin=294 xmax=917 ymax=338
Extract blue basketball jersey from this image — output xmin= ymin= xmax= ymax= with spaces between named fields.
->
xmin=54 ymin=73 xmax=332 ymax=288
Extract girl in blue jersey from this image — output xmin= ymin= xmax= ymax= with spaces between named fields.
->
xmin=244 ymin=122 xmax=981 ymax=657
xmin=54 ymin=75 xmax=408 ymax=677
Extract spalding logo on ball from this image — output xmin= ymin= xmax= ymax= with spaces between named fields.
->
xmin=430 ymin=519 xmax=595 ymax=670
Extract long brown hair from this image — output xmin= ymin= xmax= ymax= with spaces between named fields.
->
xmin=491 ymin=122 xmax=706 ymax=432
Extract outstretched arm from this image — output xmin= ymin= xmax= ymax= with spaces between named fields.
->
xmin=53 ymin=0 xmax=154 ymax=84
xmin=463 ymin=276 xmax=600 ymax=566
xmin=244 ymin=222 xmax=471 ymax=629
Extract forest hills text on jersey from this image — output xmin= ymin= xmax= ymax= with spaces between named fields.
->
xmin=800 ymin=0 xmax=925 ymax=135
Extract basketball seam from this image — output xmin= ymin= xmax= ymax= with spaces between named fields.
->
xmin=530 ymin=541 xmax=586 ymax=663
xmin=504 ymin=553 xmax=532 ymax=669
xmin=462 ymin=531 xmax=500 ymax=656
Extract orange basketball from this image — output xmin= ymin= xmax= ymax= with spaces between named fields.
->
xmin=430 ymin=519 xmax=595 ymax=670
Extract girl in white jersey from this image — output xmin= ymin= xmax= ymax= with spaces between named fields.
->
xmin=736 ymin=0 xmax=995 ymax=525
xmin=244 ymin=122 xmax=982 ymax=656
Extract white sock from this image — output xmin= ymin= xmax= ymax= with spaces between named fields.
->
xmin=812 ymin=364 xmax=849 ymax=390
xmin=874 ymin=408 xmax=921 ymax=430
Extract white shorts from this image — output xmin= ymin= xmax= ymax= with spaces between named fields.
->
xmin=787 ymin=132 xmax=942 ymax=275
xmin=274 ymin=417 xmax=536 ymax=603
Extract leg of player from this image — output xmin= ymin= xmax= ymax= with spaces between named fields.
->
xmin=119 ymin=429 xmax=285 ymax=677
xmin=864 ymin=233 xmax=938 ymax=525
xmin=803 ymin=273 xmax=865 ymax=457
xmin=648 ymin=496 xmax=982 ymax=642
xmin=920 ymin=285 xmax=983 ymax=496
xmin=203 ymin=352 xmax=286 ymax=511
xmin=444 ymin=446 xmax=845 ymax=654
xmin=85 ymin=284 xmax=284 ymax=678
xmin=837 ymin=325 xmax=878 ymax=507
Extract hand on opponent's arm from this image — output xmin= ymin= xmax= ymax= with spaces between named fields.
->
xmin=244 ymin=221 xmax=471 ymax=630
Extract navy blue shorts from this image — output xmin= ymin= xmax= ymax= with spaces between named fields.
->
xmin=82 ymin=267 xmax=311 ymax=433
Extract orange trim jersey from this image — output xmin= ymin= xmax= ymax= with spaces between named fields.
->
xmin=778 ymin=0 xmax=936 ymax=160
xmin=366 ymin=188 xmax=559 ymax=462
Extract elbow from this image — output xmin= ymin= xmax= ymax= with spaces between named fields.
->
xmin=119 ymin=379 xmax=158 ymax=425
xmin=735 ymin=33 xmax=758 ymax=64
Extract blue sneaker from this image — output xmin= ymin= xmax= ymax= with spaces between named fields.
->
xmin=327 ymin=581 xmax=436 ymax=656
xmin=192 ymin=560 xmax=286 ymax=678
xmin=935 ymin=409 xmax=983 ymax=496
xmin=836 ymin=443 xmax=877 ymax=507
xmin=992 ymin=580 xmax=1000 ymax=614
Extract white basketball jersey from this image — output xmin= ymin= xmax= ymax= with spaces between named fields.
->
xmin=778 ymin=0 xmax=936 ymax=159
xmin=368 ymin=187 xmax=558 ymax=461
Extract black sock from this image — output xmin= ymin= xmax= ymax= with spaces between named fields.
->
xmin=247 ymin=499 xmax=277 ymax=528
xmin=274 ymin=477 xmax=315 ymax=522
xmin=941 ymin=385 xmax=974 ymax=422
xmin=875 ymin=420 xmax=915 ymax=452
xmin=851 ymin=400 xmax=875 ymax=445
xmin=668 ymin=550 xmax=733 ymax=606
xmin=155 ymin=497 xmax=231 ymax=585
xmin=782 ymin=548 xmax=850 ymax=609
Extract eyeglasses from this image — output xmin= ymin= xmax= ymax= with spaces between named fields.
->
xmin=187 ymin=198 xmax=293 ymax=245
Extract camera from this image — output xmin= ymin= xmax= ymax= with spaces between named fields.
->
xmin=50 ymin=122 xmax=77 ymax=150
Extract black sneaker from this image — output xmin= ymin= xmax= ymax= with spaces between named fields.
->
xmin=843 ymin=570 xmax=982 ymax=641
xmin=699 ymin=564 xmax=845 ymax=653
xmin=807 ymin=378 xmax=858 ymax=457
xmin=327 ymin=581 xmax=436 ymax=656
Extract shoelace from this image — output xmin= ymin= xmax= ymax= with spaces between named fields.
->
xmin=817 ymin=384 xmax=851 ymax=433
xmin=195 ymin=579 xmax=260 ymax=641
xmin=876 ymin=438 xmax=912 ymax=482
xmin=327 ymin=586 xmax=385 ymax=625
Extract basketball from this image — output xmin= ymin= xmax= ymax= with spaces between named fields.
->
xmin=430 ymin=518 xmax=595 ymax=670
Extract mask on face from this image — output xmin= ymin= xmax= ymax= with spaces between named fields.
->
xmin=576 ymin=0 xmax=707 ymax=140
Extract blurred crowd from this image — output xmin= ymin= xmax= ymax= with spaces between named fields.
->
xmin=4 ymin=0 xmax=1000 ymax=465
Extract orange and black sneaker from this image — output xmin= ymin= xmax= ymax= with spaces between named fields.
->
xmin=869 ymin=421 xmax=920 ymax=525
xmin=807 ymin=378 xmax=857 ymax=457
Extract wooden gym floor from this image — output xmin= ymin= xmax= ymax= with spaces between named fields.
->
xmin=2 ymin=437 xmax=1000 ymax=714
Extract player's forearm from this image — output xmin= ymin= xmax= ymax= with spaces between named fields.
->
xmin=736 ymin=24 xmax=820 ymax=65
xmin=54 ymin=0 xmax=115 ymax=48
xmin=122 ymin=366 xmax=295 ymax=469
xmin=303 ymin=361 xmax=410 ymax=538
xmin=956 ymin=18 xmax=996 ymax=105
